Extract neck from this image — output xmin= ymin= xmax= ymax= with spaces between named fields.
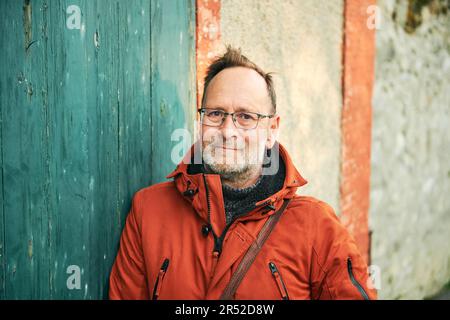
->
xmin=204 ymin=164 xmax=263 ymax=189
xmin=222 ymin=167 xmax=262 ymax=189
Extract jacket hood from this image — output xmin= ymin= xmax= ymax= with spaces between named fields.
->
xmin=166 ymin=140 xmax=308 ymax=236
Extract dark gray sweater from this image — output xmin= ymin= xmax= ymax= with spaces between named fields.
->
xmin=220 ymin=158 xmax=286 ymax=225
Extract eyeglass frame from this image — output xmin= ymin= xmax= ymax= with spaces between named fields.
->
xmin=198 ymin=108 xmax=276 ymax=130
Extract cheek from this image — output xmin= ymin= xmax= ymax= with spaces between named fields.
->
xmin=201 ymin=126 xmax=218 ymax=142
xmin=246 ymin=129 xmax=268 ymax=146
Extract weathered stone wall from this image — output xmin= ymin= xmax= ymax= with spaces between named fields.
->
xmin=371 ymin=0 xmax=450 ymax=299
xmin=220 ymin=0 xmax=344 ymax=211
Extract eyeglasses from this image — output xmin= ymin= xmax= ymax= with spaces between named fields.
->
xmin=198 ymin=108 xmax=275 ymax=130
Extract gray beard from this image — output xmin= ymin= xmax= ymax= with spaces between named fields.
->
xmin=203 ymin=162 xmax=261 ymax=184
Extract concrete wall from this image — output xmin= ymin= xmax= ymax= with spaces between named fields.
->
xmin=370 ymin=0 xmax=450 ymax=299
xmin=220 ymin=0 xmax=344 ymax=212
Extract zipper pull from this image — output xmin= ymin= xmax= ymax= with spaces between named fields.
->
xmin=210 ymin=251 xmax=220 ymax=279
xmin=213 ymin=237 xmax=223 ymax=255
xmin=268 ymin=262 xmax=290 ymax=300
xmin=161 ymin=258 xmax=170 ymax=272
xmin=152 ymin=258 xmax=170 ymax=300
xmin=269 ymin=262 xmax=278 ymax=274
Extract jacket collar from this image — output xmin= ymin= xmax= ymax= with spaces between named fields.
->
xmin=166 ymin=141 xmax=308 ymax=235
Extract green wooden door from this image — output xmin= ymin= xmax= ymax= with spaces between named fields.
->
xmin=0 ymin=0 xmax=196 ymax=299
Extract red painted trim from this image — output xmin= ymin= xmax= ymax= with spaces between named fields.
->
xmin=340 ymin=0 xmax=376 ymax=265
xmin=196 ymin=0 xmax=221 ymax=112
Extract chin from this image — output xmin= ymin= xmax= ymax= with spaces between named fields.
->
xmin=204 ymin=158 xmax=248 ymax=175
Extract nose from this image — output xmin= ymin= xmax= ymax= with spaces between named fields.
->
xmin=219 ymin=113 xmax=239 ymax=139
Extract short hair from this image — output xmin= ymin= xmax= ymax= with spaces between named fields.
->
xmin=201 ymin=45 xmax=277 ymax=113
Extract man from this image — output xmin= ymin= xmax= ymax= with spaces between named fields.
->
xmin=109 ymin=46 xmax=377 ymax=300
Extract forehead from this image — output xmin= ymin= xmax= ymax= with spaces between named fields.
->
xmin=204 ymin=67 xmax=272 ymax=113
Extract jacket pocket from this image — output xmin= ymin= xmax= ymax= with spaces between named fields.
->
xmin=152 ymin=258 xmax=170 ymax=300
xmin=268 ymin=261 xmax=290 ymax=300
xmin=347 ymin=257 xmax=369 ymax=300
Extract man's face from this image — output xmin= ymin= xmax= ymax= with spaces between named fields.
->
xmin=200 ymin=67 xmax=280 ymax=179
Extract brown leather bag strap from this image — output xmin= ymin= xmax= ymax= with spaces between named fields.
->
xmin=219 ymin=198 xmax=292 ymax=300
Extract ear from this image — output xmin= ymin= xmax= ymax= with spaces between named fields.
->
xmin=265 ymin=115 xmax=280 ymax=149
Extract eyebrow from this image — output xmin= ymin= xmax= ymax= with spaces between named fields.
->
xmin=206 ymin=105 xmax=258 ymax=113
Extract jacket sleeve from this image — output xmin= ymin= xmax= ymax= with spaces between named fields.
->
xmin=109 ymin=193 xmax=149 ymax=300
xmin=309 ymin=201 xmax=378 ymax=300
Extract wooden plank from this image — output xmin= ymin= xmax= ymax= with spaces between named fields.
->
xmin=44 ymin=0 xmax=149 ymax=299
xmin=0 ymin=0 xmax=6 ymax=300
xmin=150 ymin=0 xmax=197 ymax=184
xmin=84 ymin=0 xmax=122 ymax=300
xmin=46 ymin=0 xmax=155 ymax=299
xmin=44 ymin=0 xmax=94 ymax=299
xmin=100 ymin=0 xmax=153 ymax=299
xmin=115 ymin=0 xmax=153 ymax=252
xmin=0 ymin=0 xmax=51 ymax=299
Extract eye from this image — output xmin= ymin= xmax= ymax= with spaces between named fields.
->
xmin=237 ymin=113 xmax=255 ymax=120
xmin=207 ymin=110 xmax=222 ymax=117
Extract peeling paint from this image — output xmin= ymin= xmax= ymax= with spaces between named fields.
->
xmin=94 ymin=30 xmax=100 ymax=49
xmin=23 ymin=0 xmax=32 ymax=52
xmin=26 ymin=81 xmax=33 ymax=100
xmin=404 ymin=0 xmax=449 ymax=33
xmin=17 ymin=71 xmax=25 ymax=84
xmin=80 ymin=23 xmax=86 ymax=39
xmin=196 ymin=0 xmax=222 ymax=106
xmin=160 ymin=99 xmax=167 ymax=116
xmin=27 ymin=240 xmax=33 ymax=259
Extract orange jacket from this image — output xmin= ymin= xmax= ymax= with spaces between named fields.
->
xmin=109 ymin=142 xmax=377 ymax=300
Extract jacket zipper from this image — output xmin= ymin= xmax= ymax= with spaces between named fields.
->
xmin=152 ymin=258 xmax=170 ymax=300
xmin=202 ymin=174 xmax=273 ymax=256
xmin=202 ymin=174 xmax=231 ymax=256
xmin=202 ymin=174 xmax=277 ymax=280
xmin=268 ymin=261 xmax=290 ymax=300
xmin=347 ymin=257 xmax=369 ymax=300
xmin=202 ymin=174 xmax=222 ymax=278
xmin=203 ymin=173 xmax=251 ymax=279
